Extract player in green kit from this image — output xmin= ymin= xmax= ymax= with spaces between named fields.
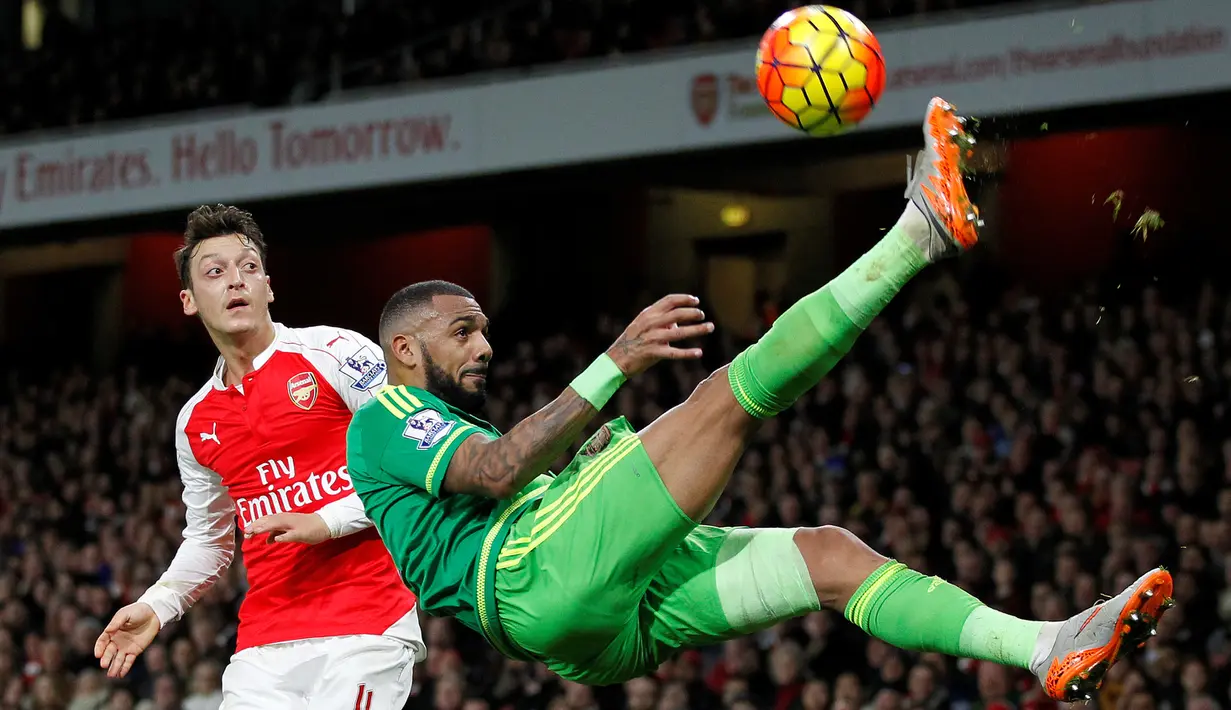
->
xmin=347 ymin=98 xmax=1174 ymax=701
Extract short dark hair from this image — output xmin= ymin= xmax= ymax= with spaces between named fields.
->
xmin=174 ymin=204 xmax=267 ymax=289
xmin=379 ymin=280 xmax=475 ymax=348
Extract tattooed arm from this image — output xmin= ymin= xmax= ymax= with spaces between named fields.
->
xmin=442 ymin=294 xmax=714 ymax=499
xmin=442 ymin=389 xmax=599 ymax=498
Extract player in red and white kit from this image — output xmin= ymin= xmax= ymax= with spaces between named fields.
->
xmin=94 ymin=204 xmax=424 ymax=709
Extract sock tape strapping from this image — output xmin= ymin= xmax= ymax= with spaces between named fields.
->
xmin=715 ymin=528 xmax=821 ymax=632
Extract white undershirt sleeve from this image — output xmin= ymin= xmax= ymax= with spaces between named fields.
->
xmin=315 ymin=494 xmax=373 ymax=539
xmin=136 ymin=421 xmax=236 ymax=628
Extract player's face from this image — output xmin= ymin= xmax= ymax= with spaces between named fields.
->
xmin=180 ymin=235 xmax=273 ymax=337
xmin=418 ymin=295 xmax=491 ymax=411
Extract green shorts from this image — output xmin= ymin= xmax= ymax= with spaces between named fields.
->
xmin=493 ymin=417 xmax=820 ymax=685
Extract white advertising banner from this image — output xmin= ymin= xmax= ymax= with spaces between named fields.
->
xmin=0 ymin=0 xmax=1226 ymax=229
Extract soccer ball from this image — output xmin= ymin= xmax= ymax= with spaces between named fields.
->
xmin=755 ymin=5 xmax=886 ymax=137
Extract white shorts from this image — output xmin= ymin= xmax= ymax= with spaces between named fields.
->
xmin=221 ymin=635 xmax=419 ymax=710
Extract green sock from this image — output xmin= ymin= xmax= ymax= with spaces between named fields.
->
xmin=728 ymin=219 xmax=928 ymax=418
xmin=845 ymin=561 xmax=1044 ymax=669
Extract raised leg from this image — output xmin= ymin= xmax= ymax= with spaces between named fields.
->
xmin=640 ymin=97 xmax=980 ymax=520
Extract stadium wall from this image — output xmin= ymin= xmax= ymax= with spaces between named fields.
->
xmin=481 ymin=187 xmax=647 ymax=329
xmin=998 ymin=125 xmax=1227 ymax=289
xmin=644 ymin=189 xmax=832 ymax=329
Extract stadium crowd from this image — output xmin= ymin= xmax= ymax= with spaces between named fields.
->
xmin=0 ymin=260 xmax=1228 ymax=710
xmin=3 ymin=0 xmax=1027 ymax=137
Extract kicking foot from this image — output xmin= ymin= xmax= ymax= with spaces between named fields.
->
xmin=1030 ymin=567 xmax=1175 ymax=702
xmin=904 ymin=96 xmax=981 ymax=261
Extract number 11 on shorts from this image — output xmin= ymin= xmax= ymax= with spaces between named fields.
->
xmin=352 ymin=683 xmax=373 ymax=710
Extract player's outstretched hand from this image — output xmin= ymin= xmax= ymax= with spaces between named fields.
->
xmin=245 ymin=512 xmax=332 ymax=545
xmin=606 ymin=294 xmax=715 ymax=377
xmin=95 ymin=602 xmax=160 ymax=679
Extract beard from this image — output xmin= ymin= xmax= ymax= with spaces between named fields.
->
xmin=422 ymin=344 xmax=488 ymax=412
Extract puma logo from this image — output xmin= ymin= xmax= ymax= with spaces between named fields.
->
xmin=927 ymin=576 xmax=945 ymax=593
xmin=200 ymin=423 xmax=220 ymax=446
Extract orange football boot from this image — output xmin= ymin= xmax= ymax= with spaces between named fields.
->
xmin=1031 ymin=567 xmax=1175 ymax=702
xmin=905 ymin=96 xmax=981 ymax=260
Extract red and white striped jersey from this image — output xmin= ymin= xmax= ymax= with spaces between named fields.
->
xmin=138 ymin=323 xmax=421 ymax=653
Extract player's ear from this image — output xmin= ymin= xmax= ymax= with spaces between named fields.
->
xmin=180 ymin=288 xmax=198 ymax=317
xmin=389 ymin=333 xmax=420 ymax=369
xmin=265 ymin=275 xmax=274 ymax=303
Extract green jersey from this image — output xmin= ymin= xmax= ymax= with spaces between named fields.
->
xmin=346 ymin=384 xmax=550 ymax=655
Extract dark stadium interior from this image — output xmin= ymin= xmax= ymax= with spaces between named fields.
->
xmin=3 ymin=0 xmax=1231 ymax=709
xmin=0 ymin=0 xmax=1037 ymax=138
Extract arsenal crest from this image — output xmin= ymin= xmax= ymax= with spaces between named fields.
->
xmin=287 ymin=372 xmax=319 ymax=411
xmin=691 ymin=73 xmax=719 ymax=126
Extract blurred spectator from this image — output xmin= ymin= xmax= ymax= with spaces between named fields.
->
xmin=2 ymin=260 xmax=1228 ymax=708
